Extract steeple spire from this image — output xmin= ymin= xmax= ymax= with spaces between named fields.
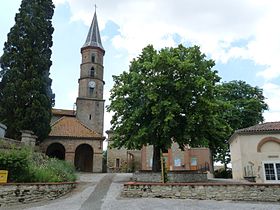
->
xmin=82 ymin=10 xmax=104 ymax=51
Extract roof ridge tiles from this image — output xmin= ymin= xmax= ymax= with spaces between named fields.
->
xmin=236 ymin=121 xmax=280 ymax=133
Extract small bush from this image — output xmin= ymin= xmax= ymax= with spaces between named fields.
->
xmin=214 ymin=168 xmax=232 ymax=178
xmin=0 ymin=147 xmax=32 ymax=182
xmin=29 ymin=153 xmax=76 ymax=182
xmin=0 ymin=147 xmax=76 ymax=183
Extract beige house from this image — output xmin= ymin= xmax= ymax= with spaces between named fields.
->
xmin=229 ymin=122 xmax=280 ymax=183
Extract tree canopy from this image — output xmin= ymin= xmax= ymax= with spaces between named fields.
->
xmin=0 ymin=0 xmax=55 ymax=141
xmin=107 ymin=45 xmax=222 ymax=171
xmin=218 ymin=80 xmax=268 ymax=131
xmin=209 ymin=80 xmax=268 ymax=166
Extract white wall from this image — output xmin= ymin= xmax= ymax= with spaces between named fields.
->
xmin=230 ymin=133 xmax=280 ymax=183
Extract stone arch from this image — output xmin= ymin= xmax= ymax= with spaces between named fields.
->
xmin=46 ymin=143 xmax=65 ymax=160
xmin=74 ymin=144 xmax=93 ymax=172
xmin=257 ymin=137 xmax=280 ymax=152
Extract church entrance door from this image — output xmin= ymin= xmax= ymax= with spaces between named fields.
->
xmin=74 ymin=144 xmax=93 ymax=172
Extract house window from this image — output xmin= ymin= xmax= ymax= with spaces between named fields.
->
xmin=90 ymin=67 xmax=95 ymax=77
xmin=190 ymin=157 xmax=198 ymax=170
xmin=263 ymin=162 xmax=280 ymax=182
xmin=191 ymin=157 xmax=197 ymax=166
xmin=116 ymin=158 xmax=120 ymax=168
xmin=277 ymin=163 xmax=280 ymax=180
xmin=174 ymin=158 xmax=181 ymax=167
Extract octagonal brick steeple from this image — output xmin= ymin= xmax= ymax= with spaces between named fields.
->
xmin=77 ymin=9 xmax=105 ymax=136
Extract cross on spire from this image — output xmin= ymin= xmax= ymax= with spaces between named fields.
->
xmin=94 ymin=4 xmax=97 ymax=12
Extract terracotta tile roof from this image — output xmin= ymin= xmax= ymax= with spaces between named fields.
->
xmin=49 ymin=116 xmax=101 ymax=138
xmin=52 ymin=108 xmax=75 ymax=117
xmin=236 ymin=121 xmax=280 ymax=134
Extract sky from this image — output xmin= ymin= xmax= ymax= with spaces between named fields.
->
xmin=1 ymin=0 xmax=280 ymax=137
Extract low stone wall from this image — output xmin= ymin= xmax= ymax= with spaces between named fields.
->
xmin=0 ymin=130 xmax=37 ymax=151
xmin=0 ymin=182 xmax=76 ymax=207
xmin=122 ymin=182 xmax=280 ymax=202
xmin=133 ymin=171 xmax=207 ymax=183
xmin=0 ymin=138 xmax=24 ymax=149
xmin=0 ymin=138 xmax=40 ymax=152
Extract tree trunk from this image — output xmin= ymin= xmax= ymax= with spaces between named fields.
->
xmin=209 ymin=149 xmax=214 ymax=173
xmin=152 ymin=145 xmax=161 ymax=172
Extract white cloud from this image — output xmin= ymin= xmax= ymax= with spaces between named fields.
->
xmin=263 ymin=111 xmax=280 ymax=123
xmin=257 ymin=65 xmax=280 ymax=80
xmin=101 ymin=35 xmax=109 ymax=43
xmin=58 ymin=0 xmax=280 ymax=83
xmin=53 ymin=0 xmax=67 ymax=6
xmin=114 ymin=54 xmax=124 ymax=59
xmin=247 ymin=2 xmax=280 ymax=80
xmin=262 ymin=83 xmax=280 ymax=112
xmin=58 ymin=0 xmax=270 ymax=65
xmin=56 ymin=0 xmax=280 ymax=123
xmin=262 ymin=82 xmax=280 ymax=122
xmin=67 ymin=89 xmax=78 ymax=105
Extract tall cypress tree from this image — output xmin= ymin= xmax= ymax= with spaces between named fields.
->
xmin=0 ymin=0 xmax=55 ymax=141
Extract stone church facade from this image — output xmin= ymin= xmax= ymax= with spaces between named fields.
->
xmin=40 ymin=11 xmax=105 ymax=172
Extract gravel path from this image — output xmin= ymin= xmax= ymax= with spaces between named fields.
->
xmin=80 ymin=174 xmax=115 ymax=210
xmin=2 ymin=173 xmax=280 ymax=210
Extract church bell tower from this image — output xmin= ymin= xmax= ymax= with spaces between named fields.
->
xmin=76 ymin=11 xmax=105 ymax=135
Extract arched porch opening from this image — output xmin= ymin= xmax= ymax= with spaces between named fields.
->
xmin=46 ymin=143 xmax=65 ymax=160
xmin=74 ymin=144 xmax=93 ymax=172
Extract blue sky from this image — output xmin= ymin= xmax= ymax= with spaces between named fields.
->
xmin=1 ymin=0 xmax=280 ymax=134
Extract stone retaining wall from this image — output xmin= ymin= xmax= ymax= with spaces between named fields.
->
xmin=0 ymin=138 xmax=24 ymax=149
xmin=122 ymin=182 xmax=280 ymax=202
xmin=133 ymin=171 xmax=207 ymax=183
xmin=0 ymin=182 xmax=76 ymax=207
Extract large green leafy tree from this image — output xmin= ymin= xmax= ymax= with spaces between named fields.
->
xmin=210 ymin=80 xmax=268 ymax=167
xmin=0 ymin=0 xmax=55 ymax=141
xmin=108 ymin=45 xmax=221 ymax=172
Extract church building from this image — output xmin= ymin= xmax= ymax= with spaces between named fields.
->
xmin=40 ymin=11 xmax=105 ymax=172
